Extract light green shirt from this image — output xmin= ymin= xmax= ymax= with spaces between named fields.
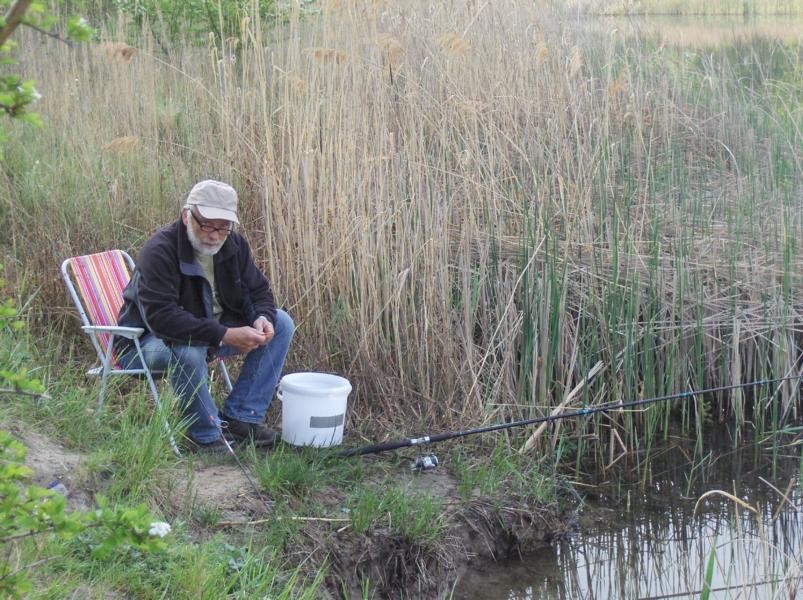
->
xmin=195 ymin=252 xmax=223 ymax=320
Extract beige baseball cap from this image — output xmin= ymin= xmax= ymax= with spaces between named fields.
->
xmin=186 ymin=180 xmax=240 ymax=224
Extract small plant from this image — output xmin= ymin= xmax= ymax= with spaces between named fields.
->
xmin=348 ymin=485 xmax=445 ymax=544
xmin=453 ymin=442 xmax=552 ymax=501
xmin=0 ymin=431 xmax=170 ymax=597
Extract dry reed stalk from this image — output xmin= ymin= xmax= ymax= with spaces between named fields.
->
xmin=519 ymin=358 xmax=607 ymax=454
xmin=5 ymin=1 xmax=801 ymax=443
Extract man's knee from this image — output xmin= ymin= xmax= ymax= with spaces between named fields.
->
xmin=274 ymin=309 xmax=295 ymax=340
xmin=169 ymin=344 xmax=210 ymax=370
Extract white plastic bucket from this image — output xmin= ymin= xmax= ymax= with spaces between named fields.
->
xmin=278 ymin=372 xmax=352 ymax=447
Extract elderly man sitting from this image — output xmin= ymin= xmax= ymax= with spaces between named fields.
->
xmin=115 ymin=180 xmax=294 ymax=453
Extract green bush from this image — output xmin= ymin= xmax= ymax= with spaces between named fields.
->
xmin=0 ymin=279 xmax=169 ymax=598
xmin=114 ymin=0 xmax=283 ymax=47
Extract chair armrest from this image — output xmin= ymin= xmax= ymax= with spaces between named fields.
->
xmin=82 ymin=325 xmax=144 ymax=340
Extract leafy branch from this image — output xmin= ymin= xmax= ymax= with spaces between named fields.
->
xmin=0 ymin=431 xmax=171 ymax=597
xmin=0 ymin=266 xmax=170 ymax=597
xmin=0 ymin=1 xmax=93 ymax=155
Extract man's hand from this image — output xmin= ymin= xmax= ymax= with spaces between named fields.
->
xmin=222 ymin=325 xmax=270 ymax=353
xmin=253 ymin=316 xmax=275 ymax=343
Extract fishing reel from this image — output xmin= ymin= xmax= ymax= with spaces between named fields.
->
xmin=411 ymin=453 xmax=439 ymax=471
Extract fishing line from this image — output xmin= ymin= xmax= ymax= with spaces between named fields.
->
xmin=168 ymin=346 xmax=273 ymax=513
xmin=340 ymin=374 xmax=803 ymax=457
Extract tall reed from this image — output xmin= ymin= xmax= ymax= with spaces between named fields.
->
xmin=2 ymin=1 xmax=800 ymax=458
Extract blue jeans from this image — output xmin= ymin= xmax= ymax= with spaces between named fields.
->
xmin=119 ymin=310 xmax=294 ymax=443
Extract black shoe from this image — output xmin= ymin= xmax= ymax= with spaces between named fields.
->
xmin=220 ymin=414 xmax=279 ymax=447
xmin=188 ymin=436 xmax=233 ymax=455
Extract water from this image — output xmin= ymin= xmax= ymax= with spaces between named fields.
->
xmin=453 ymin=429 xmax=803 ymax=599
xmin=449 ymin=9 xmax=803 ymax=596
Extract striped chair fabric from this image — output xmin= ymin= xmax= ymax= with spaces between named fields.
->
xmin=67 ymin=249 xmax=131 ymax=362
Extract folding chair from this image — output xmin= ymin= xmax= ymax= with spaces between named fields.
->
xmin=61 ymin=249 xmax=233 ymax=456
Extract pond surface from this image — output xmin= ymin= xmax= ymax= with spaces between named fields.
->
xmin=453 ymin=427 xmax=803 ymax=599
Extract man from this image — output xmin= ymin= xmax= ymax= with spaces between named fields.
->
xmin=115 ymin=180 xmax=294 ymax=453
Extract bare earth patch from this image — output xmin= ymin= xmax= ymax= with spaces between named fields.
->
xmin=170 ymin=463 xmax=268 ymax=523
xmin=7 ymin=421 xmax=93 ymax=512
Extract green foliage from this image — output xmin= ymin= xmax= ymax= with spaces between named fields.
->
xmin=113 ymin=0 xmax=281 ymax=46
xmin=0 ymin=271 xmax=44 ymax=396
xmin=0 ymin=0 xmax=93 ymax=157
xmin=0 ymin=273 xmax=169 ymax=598
xmin=0 ymin=431 xmax=170 ymax=598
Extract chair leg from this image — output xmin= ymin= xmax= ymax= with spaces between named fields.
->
xmin=218 ymin=361 xmax=234 ymax=393
xmin=97 ymin=338 xmax=115 ymax=412
xmin=133 ymin=339 xmax=182 ymax=457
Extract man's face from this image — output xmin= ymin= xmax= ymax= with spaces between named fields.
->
xmin=183 ymin=208 xmax=232 ymax=256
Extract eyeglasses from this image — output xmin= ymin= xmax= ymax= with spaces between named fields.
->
xmin=190 ymin=210 xmax=232 ymax=235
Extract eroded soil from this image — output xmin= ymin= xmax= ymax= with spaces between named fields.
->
xmin=11 ymin=423 xmax=574 ymax=598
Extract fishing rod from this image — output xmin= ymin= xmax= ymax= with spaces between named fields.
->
xmin=339 ymin=374 xmax=803 ymax=458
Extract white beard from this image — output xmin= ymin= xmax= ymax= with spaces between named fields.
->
xmin=186 ymin=223 xmax=225 ymax=256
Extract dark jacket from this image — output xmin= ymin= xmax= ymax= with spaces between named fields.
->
xmin=116 ymin=218 xmax=276 ymax=354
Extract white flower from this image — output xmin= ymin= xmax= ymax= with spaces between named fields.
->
xmin=148 ymin=521 xmax=171 ymax=538
xmin=78 ymin=17 xmax=89 ymax=28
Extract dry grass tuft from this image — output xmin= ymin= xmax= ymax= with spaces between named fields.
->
xmin=534 ymin=41 xmax=550 ymax=65
xmin=101 ymin=136 xmax=139 ymax=153
xmin=93 ymin=41 xmax=136 ymax=63
xmin=378 ymin=34 xmax=405 ymax=66
xmin=438 ymin=31 xmax=471 ymax=57
xmin=304 ymin=47 xmax=348 ymax=64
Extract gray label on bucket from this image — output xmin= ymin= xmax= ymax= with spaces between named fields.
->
xmin=310 ymin=414 xmax=344 ymax=428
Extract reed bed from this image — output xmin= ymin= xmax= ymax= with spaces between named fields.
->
xmin=1 ymin=1 xmax=801 ymax=460
xmin=580 ymin=0 xmax=803 ymax=15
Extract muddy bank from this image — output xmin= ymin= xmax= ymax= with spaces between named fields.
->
xmin=201 ymin=464 xmax=576 ymax=598
xmin=13 ymin=423 xmax=575 ymax=598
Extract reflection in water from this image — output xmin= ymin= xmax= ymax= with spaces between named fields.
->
xmin=454 ymin=430 xmax=802 ymax=599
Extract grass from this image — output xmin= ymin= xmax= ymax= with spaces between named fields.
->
xmin=452 ymin=440 xmax=554 ymax=501
xmin=252 ymin=444 xmax=365 ymax=497
xmin=1 ymin=0 xmax=800 ymax=471
xmin=253 ymin=445 xmax=459 ymax=546
xmin=348 ymin=485 xmax=446 ymax=544
xmin=45 ymin=532 xmax=325 ymax=599
xmin=0 ymin=2 xmax=801 ymax=595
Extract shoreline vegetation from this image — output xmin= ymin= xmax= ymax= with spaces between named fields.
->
xmin=1 ymin=0 xmax=801 ymax=597
xmin=577 ymin=0 xmax=803 ymax=16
